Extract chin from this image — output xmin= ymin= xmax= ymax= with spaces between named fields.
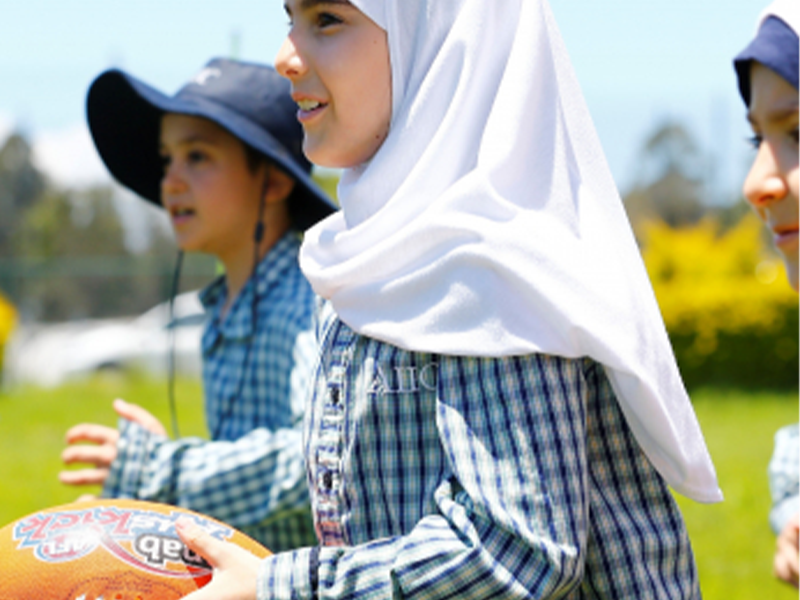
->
xmin=174 ymin=236 xmax=202 ymax=254
xmin=304 ymin=144 xmax=347 ymax=170
xmin=303 ymin=138 xmax=381 ymax=170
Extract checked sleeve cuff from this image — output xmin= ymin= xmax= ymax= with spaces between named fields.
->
xmin=257 ymin=547 xmax=316 ymax=600
xmin=101 ymin=418 xmax=166 ymax=500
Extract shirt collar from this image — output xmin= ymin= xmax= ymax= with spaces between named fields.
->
xmin=200 ymin=231 xmax=302 ymax=342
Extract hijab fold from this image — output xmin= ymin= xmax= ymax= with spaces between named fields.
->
xmin=301 ymin=0 xmax=722 ymax=503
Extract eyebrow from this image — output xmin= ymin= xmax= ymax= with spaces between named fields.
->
xmin=296 ymin=0 xmax=351 ymax=10
xmin=159 ymin=133 xmax=218 ymax=150
xmin=747 ymin=103 xmax=799 ymax=126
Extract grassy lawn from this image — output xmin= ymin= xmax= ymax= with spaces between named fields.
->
xmin=0 ymin=376 xmax=796 ymax=598
xmin=0 ymin=372 xmax=206 ymax=525
xmin=676 ymin=388 xmax=798 ymax=599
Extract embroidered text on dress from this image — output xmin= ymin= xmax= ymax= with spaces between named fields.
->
xmin=366 ymin=361 xmax=439 ymax=395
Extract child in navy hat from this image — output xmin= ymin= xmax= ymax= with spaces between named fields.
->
xmin=59 ymin=58 xmax=336 ymax=552
xmin=734 ymin=0 xmax=799 ymax=588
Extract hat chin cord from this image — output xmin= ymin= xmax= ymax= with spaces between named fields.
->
xmin=167 ymin=179 xmax=269 ymax=441
xmin=208 ymin=180 xmax=269 ymax=440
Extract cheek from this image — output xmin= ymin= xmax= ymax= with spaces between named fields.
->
xmin=785 ymin=162 xmax=799 ymax=201
xmin=350 ymin=40 xmax=392 ymax=157
xmin=198 ymin=172 xmax=251 ymax=219
xmin=368 ymin=37 xmax=392 ymax=131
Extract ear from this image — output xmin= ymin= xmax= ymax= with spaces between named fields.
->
xmin=264 ymin=165 xmax=296 ymax=204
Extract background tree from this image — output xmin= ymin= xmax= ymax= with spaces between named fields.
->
xmin=624 ymin=120 xmax=706 ymax=233
xmin=0 ymin=133 xmax=46 ymax=246
xmin=0 ymin=133 xmax=47 ymax=299
xmin=0 ymin=131 xmax=216 ymax=322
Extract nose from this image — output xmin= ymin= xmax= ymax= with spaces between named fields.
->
xmin=743 ymin=142 xmax=788 ymax=208
xmin=275 ymin=35 xmax=305 ymax=80
xmin=160 ymin=161 xmax=187 ymax=200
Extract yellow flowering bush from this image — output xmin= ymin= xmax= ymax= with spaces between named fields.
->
xmin=642 ymin=214 xmax=798 ymax=389
xmin=0 ymin=292 xmax=17 ymax=383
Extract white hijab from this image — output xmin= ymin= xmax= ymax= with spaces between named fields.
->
xmin=300 ymin=0 xmax=722 ymax=503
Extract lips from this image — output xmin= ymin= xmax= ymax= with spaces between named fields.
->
xmin=167 ymin=205 xmax=196 ymax=227
xmin=297 ymin=99 xmax=321 ymax=111
xmin=293 ymin=95 xmax=328 ymax=123
xmin=773 ymin=227 xmax=799 ymax=249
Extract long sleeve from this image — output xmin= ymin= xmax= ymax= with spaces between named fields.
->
xmin=768 ymin=424 xmax=800 ymax=534
xmin=102 ymin=412 xmax=313 ymax=552
xmin=101 ymin=235 xmax=320 ymax=552
xmin=257 ymin=320 xmax=697 ymax=600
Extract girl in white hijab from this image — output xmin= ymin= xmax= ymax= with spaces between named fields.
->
xmin=178 ymin=1 xmax=721 ymax=598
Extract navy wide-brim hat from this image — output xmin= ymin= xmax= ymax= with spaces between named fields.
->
xmin=87 ymin=58 xmax=337 ymax=231
xmin=734 ymin=15 xmax=799 ymax=106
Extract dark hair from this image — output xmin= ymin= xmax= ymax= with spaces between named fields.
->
xmin=241 ymin=139 xmax=307 ymax=231
xmin=242 ymin=139 xmax=271 ymax=174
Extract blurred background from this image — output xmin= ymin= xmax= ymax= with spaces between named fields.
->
xmin=0 ymin=1 xmax=797 ymax=598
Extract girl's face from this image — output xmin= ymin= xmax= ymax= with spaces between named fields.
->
xmin=276 ymin=0 xmax=392 ymax=169
xmin=159 ymin=114 xmax=266 ymax=260
xmin=743 ymin=62 xmax=799 ymax=291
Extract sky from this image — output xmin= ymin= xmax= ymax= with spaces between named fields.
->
xmin=0 ymin=0 xmax=771 ymax=200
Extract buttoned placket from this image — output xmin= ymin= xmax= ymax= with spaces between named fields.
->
xmin=314 ymin=321 xmax=355 ymax=546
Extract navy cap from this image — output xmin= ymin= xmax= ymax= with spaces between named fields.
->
xmin=86 ymin=58 xmax=337 ymax=231
xmin=734 ymin=16 xmax=799 ymax=105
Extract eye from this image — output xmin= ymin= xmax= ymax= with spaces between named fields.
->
xmin=789 ymin=127 xmax=799 ymax=146
xmin=316 ymin=11 xmax=343 ymax=29
xmin=747 ymin=134 xmax=762 ymax=150
xmin=282 ymin=1 xmax=296 ymax=24
xmin=159 ymin=153 xmax=172 ymax=172
xmin=187 ymin=149 xmax=207 ymax=165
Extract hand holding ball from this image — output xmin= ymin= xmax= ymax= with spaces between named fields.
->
xmin=0 ymin=499 xmax=270 ymax=599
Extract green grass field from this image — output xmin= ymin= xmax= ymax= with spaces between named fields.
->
xmin=0 ymin=376 xmax=796 ymax=598
xmin=675 ymin=388 xmax=798 ymax=599
xmin=0 ymin=372 xmax=207 ymax=522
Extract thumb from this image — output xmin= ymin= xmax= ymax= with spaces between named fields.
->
xmin=176 ymin=518 xmax=230 ymax=569
xmin=113 ymin=399 xmax=167 ymax=436
xmin=175 ymin=518 xmax=262 ymax=600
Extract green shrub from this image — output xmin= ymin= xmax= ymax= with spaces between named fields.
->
xmin=642 ymin=214 xmax=798 ymax=389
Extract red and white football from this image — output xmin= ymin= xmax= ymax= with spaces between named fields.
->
xmin=0 ymin=498 xmax=271 ymax=600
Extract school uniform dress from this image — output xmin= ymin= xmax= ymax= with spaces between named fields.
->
xmin=251 ymin=1 xmax=720 ymax=597
xmin=102 ymin=233 xmax=317 ymax=552
xmin=257 ymin=311 xmax=700 ymax=600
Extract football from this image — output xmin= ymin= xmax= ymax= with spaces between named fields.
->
xmin=0 ymin=498 xmax=271 ymax=600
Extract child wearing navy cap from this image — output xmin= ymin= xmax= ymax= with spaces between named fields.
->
xmin=177 ymin=2 xmax=721 ymax=598
xmin=734 ymin=0 xmax=799 ymax=588
xmin=59 ymin=58 xmax=336 ymax=552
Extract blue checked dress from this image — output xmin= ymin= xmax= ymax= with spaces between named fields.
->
xmin=256 ymin=310 xmax=701 ymax=599
xmin=102 ymin=233 xmax=317 ymax=552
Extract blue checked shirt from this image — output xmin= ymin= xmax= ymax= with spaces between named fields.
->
xmin=102 ymin=233 xmax=317 ymax=552
xmin=257 ymin=312 xmax=700 ymax=599
xmin=768 ymin=423 xmax=799 ymax=534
